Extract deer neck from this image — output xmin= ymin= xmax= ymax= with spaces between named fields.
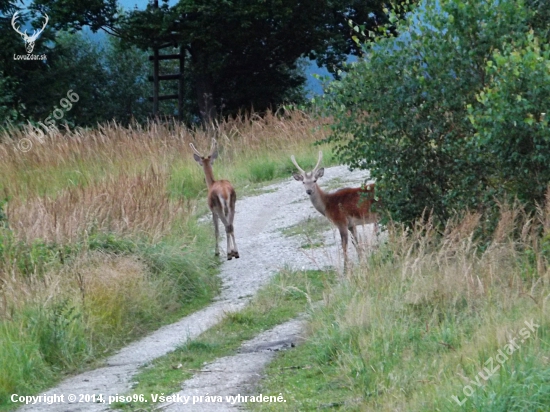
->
xmin=310 ymin=184 xmax=327 ymax=216
xmin=202 ymin=162 xmax=216 ymax=188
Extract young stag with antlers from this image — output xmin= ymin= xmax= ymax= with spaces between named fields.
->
xmin=291 ymin=151 xmax=379 ymax=266
xmin=190 ymin=139 xmax=239 ymax=260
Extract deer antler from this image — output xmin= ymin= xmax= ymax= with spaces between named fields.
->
xmin=190 ymin=139 xmax=218 ymax=157
xmin=290 ymin=155 xmax=305 ymax=174
xmin=189 ymin=142 xmax=203 ymax=157
xmin=313 ymin=151 xmax=323 ymax=173
xmin=210 ymin=138 xmax=217 ymax=156
xmin=291 ymin=151 xmax=323 ymax=174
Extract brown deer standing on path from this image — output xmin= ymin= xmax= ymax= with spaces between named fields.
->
xmin=190 ymin=139 xmax=239 ymax=260
xmin=291 ymin=151 xmax=379 ymax=268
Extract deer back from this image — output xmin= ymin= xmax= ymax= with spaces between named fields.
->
xmin=324 ymin=185 xmax=378 ymax=225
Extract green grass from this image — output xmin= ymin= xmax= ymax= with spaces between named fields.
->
xmin=240 ymin=185 xmax=280 ymax=198
xmin=114 ymin=269 xmax=335 ymax=410
xmin=168 ymin=146 xmax=339 ymax=201
xmin=249 ymin=339 xmax=354 ymax=411
xmin=168 ymin=163 xmax=207 ymax=199
xmin=252 ymin=216 xmax=550 ymax=411
xmin=0 ymin=220 xmax=220 ymax=411
xmin=281 ymin=216 xmax=331 ymax=249
xmin=1 ymin=161 xmax=107 ymax=198
xmin=0 ymin=113 xmax=339 ymax=411
xmin=244 ymin=157 xmax=279 ymax=182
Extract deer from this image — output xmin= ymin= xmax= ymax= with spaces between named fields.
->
xmin=291 ymin=151 xmax=379 ymax=268
xmin=11 ymin=11 xmax=49 ymax=54
xmin=190 ymin=139 xmax=239 ymax=260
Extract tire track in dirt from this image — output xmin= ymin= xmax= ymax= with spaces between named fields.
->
xmin=161 ymin=318 xmax=306 ymax=411
xmin=19 ymin=166 xmax=371 ymax=412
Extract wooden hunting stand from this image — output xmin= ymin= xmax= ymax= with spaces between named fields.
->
xmin=149 ymin=0 xmax=185 ymax=121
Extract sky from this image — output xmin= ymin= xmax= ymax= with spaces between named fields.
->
xmin=119 ymin=0 xmax=176 ymax=9
xmin=119 ymin=0 xmax=174 ymax=9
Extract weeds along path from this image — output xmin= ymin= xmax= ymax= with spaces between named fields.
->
xmin=19 ymin=165 xmax=371 ymax=412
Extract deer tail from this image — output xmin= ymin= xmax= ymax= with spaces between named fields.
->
xmin=219 ymin=195 xmax=229 ymax=218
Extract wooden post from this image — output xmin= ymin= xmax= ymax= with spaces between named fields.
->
xmin=178 ymin=45 xmax=185 ymax=121
xmin=153 ymin=46 xmax=159 ymax=116
xmin=152 ymin=0 xmax=159 ymax=117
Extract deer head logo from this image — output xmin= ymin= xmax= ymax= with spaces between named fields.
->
xmin=11 ymin=11 xmax=49 ymax=54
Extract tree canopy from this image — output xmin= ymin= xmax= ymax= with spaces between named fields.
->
xmin=28 ymin=0 xmax=411 ymax=122
xmin=321 ymin=0 xmax=550 ymax=229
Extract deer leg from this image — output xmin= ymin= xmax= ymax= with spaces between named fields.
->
xmin=224 ymin=223 xmax=235 ymax=260
xmin=230 ymin=230 xmax=239 ymax=259
xmin=212 ymin=212 xmax=220 ymax=257
xmin=228 ymin=194 xmax=239 ymax=258
xmin=339 ymin=226 xmax=349 ymax=271
xmin=230 ymin=232 xmax=239 ymax=258
xmin=217 ymin=213 xmax=233 ymax=260
xmin=349 ymin=224 xmax=362 ymax=258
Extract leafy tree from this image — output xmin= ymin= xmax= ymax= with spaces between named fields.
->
xmin=55 ymin=34 xmax=151 ymax=126
xmin=1 ymin=21 xmax=151 ymax=128
xmin=321 ymin=0 xmax=547 ymax=226
xmin=33 ymin=0 xmax=118 ymax=33
xmin=0 ymin=0 xmax=20 ymax=121
xmin=468 ymin=34 xmax=550 ymax=207
xmin=32 ymin=0 xmax=414 ymax=122
xmin=102 ymin=38 xmax=151 ymax=124
xmin=35 ymin=33 xmax=152 ymax=127
xmin=0 ymin=0 xmax=54 ymax=125
xmin=526 ymin=0 xmax=550 ymax=42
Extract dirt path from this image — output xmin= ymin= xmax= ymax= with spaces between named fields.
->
xmin=19 ymin=166 xmax=371 ymax=412
xmin=160 ymin=318 xmax=306 ymax=411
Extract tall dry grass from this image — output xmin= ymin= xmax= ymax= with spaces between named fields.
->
xmin=278 ymin=201 xmax=550 ymax=411
xmin=0 ymin=110 xmax=330 ymax=199
xmin=0 ymin=110 xmax=331 ymax=408
xmin=6 ymin=168 xmax=190 ymax=245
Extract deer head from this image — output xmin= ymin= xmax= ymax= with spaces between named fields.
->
xmin=291 ymin=151 xmax=324 ymax=196
xmin=189 ymin=138 xmax=218 ymax=166
xmin=12 ymin=11 xmax=49 ymax=54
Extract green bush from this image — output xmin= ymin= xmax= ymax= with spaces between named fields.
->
xmin=321 ymin=0 xmax=550 ymax=227
xmin=88 ymin=233 xmax=136 ymax=254
xmin=468 ymin=35 xmax=550 ymax=207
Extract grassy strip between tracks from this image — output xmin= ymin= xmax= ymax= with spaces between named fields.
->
xmin=114 ymin=269 xmax=335 ymax=410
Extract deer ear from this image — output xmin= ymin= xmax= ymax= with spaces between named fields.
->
xmin=210 ymin=148 xmax=218 ymax=163
xmin=315 ymin=168 xmax=324 ymax=178
xmin=293 ymin=173 xmax=304 ymax=181
xmin=193 ymin=153 xmax=203 ymax=165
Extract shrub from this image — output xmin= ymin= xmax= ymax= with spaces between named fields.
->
xmin=321 ymin=0 xmax=549 ymax=228
xmin=467 ymin=34 xmax=550 ymax=207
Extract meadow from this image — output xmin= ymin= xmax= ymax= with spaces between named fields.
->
xmin=0 ymin=111 xmax=335 ymax=409
xmin=254 ymin=206 xmax=550 ymax=411
xmin=1 ymin=110 xmax=549 ymax=411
